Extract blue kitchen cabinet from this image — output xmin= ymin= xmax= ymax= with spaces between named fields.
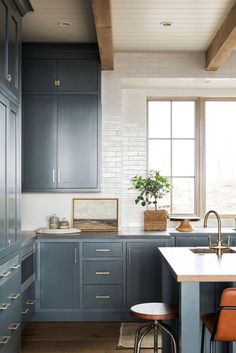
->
xmin=38 ymin=242 xmax=79 ymax=310
xmin=175 ymin=235 xmax=209 ymax=247
xmin=0 ymin=94 xmax=7 ymax=252
xmin=126 ymin=242 xmax=166 ymax=308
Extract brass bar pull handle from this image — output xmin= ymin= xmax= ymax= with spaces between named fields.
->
xmin=58 ymin=169 xmax=61 ymax=183
xmin=0 ymin=303 xmax=10 ymax=310
xmin=95 ymin=249 xmax=110 ymax=252
xmin=11 ymin=264 xmax=21 ymax=270
xmin=96 ymin=272 xmax=110 ymax=275
xmin=53 ymin=169 xmax=56 ymax=183
xmin=1 ymin=271 xmax=11 ymax=278
xmin=26 ymin=299 xmax=36 ymax=305
xmin=96 ymin=295 xmax=110 ymax=299
xmin=8 ymin=293 xmax=20 ymax=300
xmin=21 ymin=308 xmax=30 ymax=314
xmin=8 ymin=323 xmax=20 ymax=331
xmin=128 ymin=248 xmax=131 ymax=263
xmin=74 ymin=248 xmax=78 ymax=263
xmin=0 ymin=336 xmax=11 ymax=344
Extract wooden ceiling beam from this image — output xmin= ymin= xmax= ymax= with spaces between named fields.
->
xmin=92 ymin=0 xmax=114 ymax=70
xmin=206 ymin=3 xmax=236 ymax=71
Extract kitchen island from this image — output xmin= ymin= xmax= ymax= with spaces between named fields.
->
xmin=159 ymin=247 xmax=236 ymax=353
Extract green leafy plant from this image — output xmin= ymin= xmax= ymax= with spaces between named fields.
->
xmin=131 ymin=171 xmax=171 ymax=210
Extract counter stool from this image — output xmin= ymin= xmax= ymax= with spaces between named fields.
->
xmin=201 ymin=288 xmax=236 ymax=353
xmin=129 ymin=302 xmax=178 ymax=353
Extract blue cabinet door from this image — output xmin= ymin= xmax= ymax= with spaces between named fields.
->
xmin=39 ymin=242 xmax=79 ymax=309
xmin=57 ymin=95 xmax=98 ymax=189
xmin=127 ymin=242 xmax=165 ymax=308
xmin=0 ymin=0 xmax=7 ymax=86
xmin=0 ymin=94 xmax=7 ymax=251
xmin=22 ymin=95 xmax=57 ymax=190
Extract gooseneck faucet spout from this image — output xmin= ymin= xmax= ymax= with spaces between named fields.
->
xmin=203 ymin=210 xmax=230 ymax=256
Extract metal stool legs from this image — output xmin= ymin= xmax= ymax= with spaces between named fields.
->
xmin=133 ymin=320 xmax=177 ymax=353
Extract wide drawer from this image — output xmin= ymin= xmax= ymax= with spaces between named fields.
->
xmin=0 ymin=274 xmax=21 ymax=323
xmin=83 ymin=242 xmax=123 ymax=258
xmin=83 ymin=285 xmax=123 ymax=309
xmin=21 ymin=284 xmax=36 ymax=329
xmin=0 ymin=255 xmax=21 ymax=287
xmin=0 ymin=305 xmax=21 ymax=353
xmin=83 ymin=261 xmax=123 ymax=284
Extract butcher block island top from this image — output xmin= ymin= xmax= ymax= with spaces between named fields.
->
xmin=158 ymin=247 xmax=236 ymax=282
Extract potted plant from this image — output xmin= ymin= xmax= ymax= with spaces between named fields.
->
xmin=130 ymin=170 xmax=171 ymax=231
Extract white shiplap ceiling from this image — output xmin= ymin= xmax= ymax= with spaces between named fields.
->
xmin=111 ymin=0 xmax=236 ymax=52
xmin=22 ymin=0 xmax=97 ymax=43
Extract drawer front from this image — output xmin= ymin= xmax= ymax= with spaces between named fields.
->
xmin=21 ymin=284 xmax=36 ymax=329
xmin=83 ymin=242 xmax=123 ymax=258
xmin=0 ymin=305 xmax=21 ymax=353
xmin=83 ymin=285 xmax=123 ymax=309
xmin=0 ymin=274 xmax=21 ymax=323
xmin=83 ymin=261 xmax=123 ymax=284
xmin=0 ymin=255 xmax=21 ymax=287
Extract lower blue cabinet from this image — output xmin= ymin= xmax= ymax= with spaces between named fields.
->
xmin=21 ymin=284 xmax=35 ymax=330
xmin=83 ymin=285 xmax=123 ymax=309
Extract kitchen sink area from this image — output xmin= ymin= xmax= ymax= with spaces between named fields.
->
xmin=190 ymin=247 xmax=236 ymax=254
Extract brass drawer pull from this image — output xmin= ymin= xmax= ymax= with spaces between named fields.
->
xmin=0 ymin=303 xmax=10 ymax=310
xmin=95 ymin=249 xmax=110 ymax=252
xmin=8 ymin=293 xmax=20 ymax=300
xmin=1 ymin=271 xmax=11 ymax=278
xmin=0 ymin=336 xmax=11 ymax=344
xmin=11 ymin=264 xmax=21 ymax=270
xmin=7 ymin=74 xmax=12 ymax=82
xmin=96 ymin=295 xmax=110 ymax=299
xmin=26 ymin=299 xmax=36 ymax=305
xmin=96 ymin=272 xmax=110 ymax=275
xmin=21 ymin=308 xmax=30 ymax=314
xmin=8 ymin=323 xmax=20 ymax=331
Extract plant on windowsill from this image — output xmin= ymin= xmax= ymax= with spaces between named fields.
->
xmin=130 ymin=170 xmax=171 ymax=231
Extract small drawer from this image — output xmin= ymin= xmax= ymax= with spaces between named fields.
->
xmin=83 ymin=285 xmax=123 ymax=309
xmin=21 ymin=284 xmax=36 ymax=329
xmin=0 ymin=255 xmax=21 ymax=287
xmin=83 ymin=242 xmax=122 ymax=258
xmin=0 ymin=274 xmax=21 ymax=323
xmin=0 ymin=305 xmax=21 ymax=352
xmin=83 ymin=261 xmax=123 ymax=284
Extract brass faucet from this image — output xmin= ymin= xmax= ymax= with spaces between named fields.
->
xmin=203 ymin=210 xmax=231 ymax=256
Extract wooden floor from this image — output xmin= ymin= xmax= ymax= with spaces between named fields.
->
xmin=21 ymin=322 xmax=151 ymax=353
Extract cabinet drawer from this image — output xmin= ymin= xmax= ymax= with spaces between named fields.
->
xmin=21 ymin=284 xmax=36 ymax=329
xmin=83 ymin=261 xmax=123 ymax=284
xmin=0 ymin=255 xmax=21 ymax=287
xmin=0 ymin=304 xmax=21 ymax=352
xmin=83 ymin=285 xmax=123 ymax=309
xmin=0 ymin=273 xmax=21 ymax=323
xmin=83 ymin=243 xmax=123 ymax=258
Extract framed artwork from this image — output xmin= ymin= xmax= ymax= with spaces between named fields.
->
xmin=73 ymin=198 xmax=119 ymax=231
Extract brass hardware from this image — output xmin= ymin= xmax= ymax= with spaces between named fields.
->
xmin=0 ymin=336 xmax=11 ymax=344
xmin=58 ymin=169 xmax=61 ymax=183
xmin=95 ymin=249 xmax=110 ymax=252
xmin=54 ymin=80 xmax=61 ymax=87
xmin=57 ymin=80 xmax=61 ymax=86
xmin=0 ymin=303 xmax=10 ymax=310
xmin=8 ymin=323 xmax=20 ymax=331
xmin=21 ymin=308 xmax=30 ymax=314
xmin=95 ymin=295 xmax=110 ymax=299
xmin=204 ymin=210 xmax=231 ymax=256
xmin=11 ymin=264 xmax=20 ymax=270
xmin=7 ymin=74 xmax=12 ymax=82
xmin=74 ymin=248 xmax=78 ymax=263
xmin=26 ymin=299 xmax=36 ymax=305
xmin=1 ymin=271 xmax=11 ymax=278
xmin=53 ymin=169 xmax=56 ymax=183
xmin=95 ymin=272 xmax=110 ymax=275
xmin=128 ymin=248 xmax=131 ymax=263
xmin=8 ymin=293 xmax=20 ymax=300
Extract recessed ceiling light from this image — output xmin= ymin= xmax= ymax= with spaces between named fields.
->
xmin=57 ymin=21 xmax=72 ymax=27
xmin=160 ymin=21 xmax=173 ymax=27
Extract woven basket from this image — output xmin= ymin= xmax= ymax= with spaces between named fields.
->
xmin=144 ymin=210 xmax=167 ymax=231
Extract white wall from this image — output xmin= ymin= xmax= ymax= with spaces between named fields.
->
xmin=21 ymin=52 xmax=236 ymax=230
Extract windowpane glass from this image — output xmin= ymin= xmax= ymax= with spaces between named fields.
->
xmin=148 ymin=140 xmax=170 ymax=176
xmin=172 ymin=178 xmax=195 ymax=214
xmin=172 ymin=101 xmax=195 ymax=138
xmin=205 ymin=101 xmax=236 ymax=214
xmin=148 ymin=101 xmax=170 ymax=138
xmin=172 ymin=140 xmax=195 ymax=177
